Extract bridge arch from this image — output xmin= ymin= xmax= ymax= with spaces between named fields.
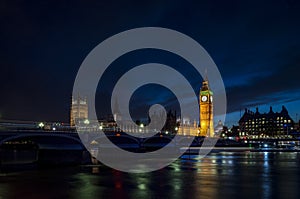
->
xmin=0 ymin=133 xmax=84 ymax=150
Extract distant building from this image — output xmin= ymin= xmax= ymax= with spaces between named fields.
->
xmin=70 ymin=95 xmax=88 ymax=126
xmin=239 ymin=106 xmax=294 ymax=137
xmin=178 ymin=116 xmax=199 ymax=136
xmin=112 ymin=99 xmax=122 ymax=122
xmin=214 ymin=120 xmax=224 ymax=136
xmin=294 ymin=120 xmax=300 ymax=133
xmin=162 ymin=110 xmax=178 ymax=134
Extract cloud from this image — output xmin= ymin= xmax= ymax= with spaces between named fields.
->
xmin=1 ymin=0 xmax=300 ymax=124
xmin=226 ymin=49 xmax=300 ymax=113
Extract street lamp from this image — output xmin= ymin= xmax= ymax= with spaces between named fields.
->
xmin=38 ymin=122 xmax=45 ymax=128
xmin=84 ymin=119 xmax=90 ymax=125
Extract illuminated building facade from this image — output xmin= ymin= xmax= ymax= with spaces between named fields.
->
xmin=199 ymin=79 xmax=214 ymax=137
xmin=70 ymin=95 xmax=88 ymax=126
xmin=239 ymin=106 xmax=294 ymax=137
xmin=178 ymin=117 xmax=199 ymax=136
xmin=214 ymin=120 xmax=224 ymax=136
xmin=178 ymin=79 xmax=214 ymax=137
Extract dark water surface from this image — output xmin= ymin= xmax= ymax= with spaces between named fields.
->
xmin=1 ymin=152 xmax=300 ymax=199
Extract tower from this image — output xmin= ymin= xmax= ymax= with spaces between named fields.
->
xmin=112 ymin=98 xmax=121 ymax=122
xmin=70 ymin=95 xmax=88 ymax=126
xmin=199 ymin=79 xmax=214 ymax=137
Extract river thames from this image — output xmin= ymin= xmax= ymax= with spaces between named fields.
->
xmin=1 ymin=151 xmax=300 ymax=199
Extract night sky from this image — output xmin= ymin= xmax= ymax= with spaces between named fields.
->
xmin=1 ymin=0 xmax=300 ymax=126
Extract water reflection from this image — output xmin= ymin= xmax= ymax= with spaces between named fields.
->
xmin=0 ymin=152 xmax=300 ymax=199
xmin=261 ymin=152 xmax=272 ymax=199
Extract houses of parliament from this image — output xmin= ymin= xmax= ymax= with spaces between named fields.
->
xmin=178 ymin=79 xmax=214 ymax=137
xmin=70 ymin=79 xmax=216 ymax=137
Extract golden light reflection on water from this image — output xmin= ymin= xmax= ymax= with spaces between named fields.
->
xmin=1 ymin=152 xmax=300 ymax=198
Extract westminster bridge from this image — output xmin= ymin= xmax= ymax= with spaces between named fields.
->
xmin=0 ymin=130 xmax=206 ymax=165
xmin=1 ymin=130 xmax=300 ymax=166
xmin=1 ymin=130 xmax=300 ymax=150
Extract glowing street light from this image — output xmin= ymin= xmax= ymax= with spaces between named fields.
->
xmin=38 ymin=122 xmax=45 ymax=128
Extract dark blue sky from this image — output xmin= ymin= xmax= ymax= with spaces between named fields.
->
xmin=1 ymin=0 xmax=300 ymax=126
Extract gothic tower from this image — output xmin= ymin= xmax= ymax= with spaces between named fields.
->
xmin=70 ymin=95 xmax=88 ymax=126
xmin=112 ymin=98 xmax=121 ymax=122
xmin=199 ymin=79 xmax=214 ymax=137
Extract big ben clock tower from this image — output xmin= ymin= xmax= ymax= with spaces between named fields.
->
xmin=199 ymin=79 xmax=214 ymax=137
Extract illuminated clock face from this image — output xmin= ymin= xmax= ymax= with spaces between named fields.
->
xmin=201 ymin=96 xmax=208 ymax=102
xmin=210 ymin=96 xmax=213 ymax=102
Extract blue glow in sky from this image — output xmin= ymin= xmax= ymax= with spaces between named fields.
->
xmin=0 ymin=0 xmax=300 ymax=126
